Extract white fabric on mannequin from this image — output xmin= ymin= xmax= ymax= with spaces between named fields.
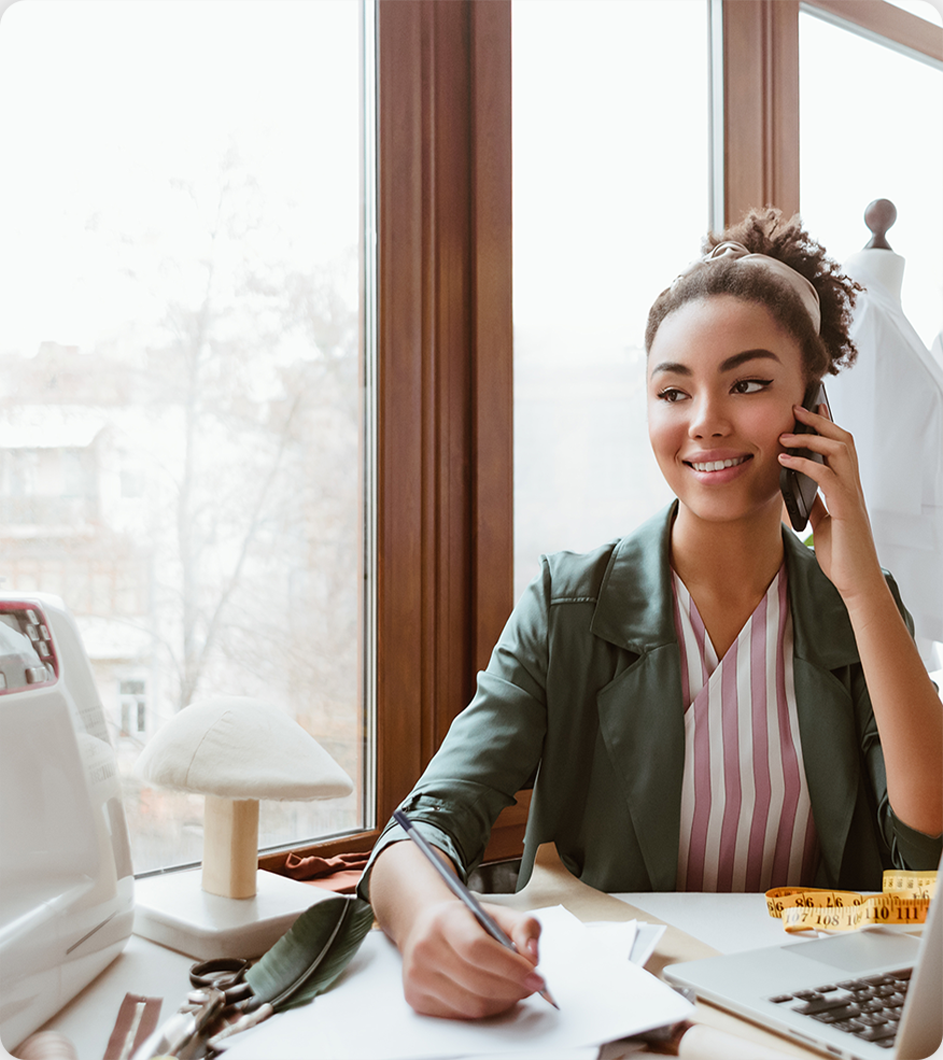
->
xmin=827 ymin=248 xmax=943 ymax=654
xmin=931 ymin=329 xmax=943 ymax=375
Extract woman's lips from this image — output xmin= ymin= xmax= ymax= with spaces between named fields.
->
xmin=683 ymin=453 xmax=753 ymax=482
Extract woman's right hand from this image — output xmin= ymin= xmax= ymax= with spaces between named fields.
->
xmin=368 ymin=839 xmax=546 ymax=1020
xmin=399 ymin=899 xmax=545 ymax=1019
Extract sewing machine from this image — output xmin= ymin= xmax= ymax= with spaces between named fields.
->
xmin=0 ymin=592 xmax=134 ymax=1051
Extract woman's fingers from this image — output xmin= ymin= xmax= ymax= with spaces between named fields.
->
xmin=779 ymin=405 xmax=886 ymax=599
xmin=401 ymin=902 xmax=545 ymax=1019
xmin=504 ymin=908 xmax=542 ymax=963
xmin=779 ymin=404 xmax=861 ymax=488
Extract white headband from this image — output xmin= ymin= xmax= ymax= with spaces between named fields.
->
xmin=675 ymin=240 xmax=822 ymax=334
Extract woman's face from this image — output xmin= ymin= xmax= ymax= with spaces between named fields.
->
xmin=647 ymin=295 xmax=808 ymax=526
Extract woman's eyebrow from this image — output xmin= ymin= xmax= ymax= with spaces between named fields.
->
xmin=651 ymin=349 xmax=782 ymax=378
xmin=719 ymin=349 xmax=782 ymax=372
xmin=650 ymin=360 xmax=691 ymax=377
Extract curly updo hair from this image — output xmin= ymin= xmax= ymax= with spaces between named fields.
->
xmin=645 ymin=207 xmax=861 ymax=381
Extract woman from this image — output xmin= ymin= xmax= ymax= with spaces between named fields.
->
xmin=362 ymin=209 xmax=943 ymax=1020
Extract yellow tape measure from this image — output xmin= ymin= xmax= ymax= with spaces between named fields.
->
xmin=766 ymin=870 xmax=937 ymax=933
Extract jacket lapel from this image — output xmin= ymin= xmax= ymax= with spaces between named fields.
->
xmin=596 ymin=647 xmax=686 ymax=890
xmin=592 ymin=504 xmax=686 ymax=890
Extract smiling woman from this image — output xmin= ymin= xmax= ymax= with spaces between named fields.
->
xmin=361 ymin=206 xmax=942 ymax=1021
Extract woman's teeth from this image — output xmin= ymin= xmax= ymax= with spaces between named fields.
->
xmin=691 ymin=456 xmax=748 ymax=472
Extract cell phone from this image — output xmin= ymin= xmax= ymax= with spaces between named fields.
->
xmin=780 ymin=382 xmax=830 ymax=533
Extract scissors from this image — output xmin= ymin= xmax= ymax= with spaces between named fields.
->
xmin=189 ymin=957 xmax=252 ymax=1004
xmin=131 ymin=957 xmax=263 ymax=1059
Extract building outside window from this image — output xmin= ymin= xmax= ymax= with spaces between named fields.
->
xmin=119 ymin=679 xmax=148 ymax=738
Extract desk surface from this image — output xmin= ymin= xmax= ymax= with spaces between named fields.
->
xmin=613 ymin=891 xmax=791 ymax=955
xmin=31 ymin=847 xmax=825 ymax=1060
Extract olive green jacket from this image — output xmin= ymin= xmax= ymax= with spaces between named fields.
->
xmin=364 ymin=503 xmax=941 ymax=896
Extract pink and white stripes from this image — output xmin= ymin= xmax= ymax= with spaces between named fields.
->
xmin=673 ymin=567 xmax=819 ymax=892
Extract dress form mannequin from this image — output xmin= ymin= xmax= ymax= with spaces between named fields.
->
xmin=842 ymin=199 xmax=905 ymax=301
xmin=827 ymin=200 xmax=943 ymax=665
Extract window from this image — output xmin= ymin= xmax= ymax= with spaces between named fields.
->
xmin=6 ymin=0 xmax=922 ymax=876
xmin=0 ymin=0 xmax=373 ymax=874
xmin=512 ymin=0 xmax=709 ymax=596
xmin=799 ymin=4 xmax=942 ymax=348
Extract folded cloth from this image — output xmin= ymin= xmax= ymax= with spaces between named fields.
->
xmin=281 ymin=851 xmax=372 ymax=894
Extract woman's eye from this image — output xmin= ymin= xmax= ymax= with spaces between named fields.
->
xmin=732 ymin=378 xmax=772 ymax=395
xmin=657 ymin=388 xmax=687 ymax=403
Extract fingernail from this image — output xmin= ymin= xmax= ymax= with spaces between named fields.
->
xmin=524 ymin=973 xmax=546 ymax=992
xmin=524 ymin=937 xmax=539 ymax=960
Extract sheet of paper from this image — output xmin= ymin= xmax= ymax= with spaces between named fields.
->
xmin=585 ymin=918 xmax=638 ymax=962
xmin=631 ymin=922 xmax=666 ymax=967
xmin=584 ymin=918 xmax=666 ymax=968
xmin=223 ymin=906 xmax=693 ymax=1060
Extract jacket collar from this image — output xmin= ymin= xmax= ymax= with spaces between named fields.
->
xmin=590 ymin=500 xmax=861 ymax=672
xmin=590 ymin=503 xmax=678 ymax=654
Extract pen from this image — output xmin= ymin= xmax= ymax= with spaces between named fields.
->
xmin=393 ymin=809 xmax=559 ymax=1010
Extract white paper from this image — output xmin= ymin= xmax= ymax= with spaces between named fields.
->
xmin=582 ymin=918 xmax=666 ymax=968
xmin=585 ymin=919 xmax=638 ymax=962
xmin=223 ymin=906 xmax=693 ymax=1060
xmin=630 ymin=922 xmax=667 ymax=967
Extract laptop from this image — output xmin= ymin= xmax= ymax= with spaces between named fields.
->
xmin=664 ymin=873 xmax=941 ymax=1060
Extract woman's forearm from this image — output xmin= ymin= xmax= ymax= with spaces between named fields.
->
xmin=368 ymin=839 xmax=460 ymax=945
xmin=845 ymin=579 xmax=943 ymax=837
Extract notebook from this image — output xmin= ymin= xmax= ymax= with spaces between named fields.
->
xmin=664 ymin=875 xmax=941 ymax=1060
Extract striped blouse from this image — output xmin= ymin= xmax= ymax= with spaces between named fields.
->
xmin=673 ymin=565 xmax=819 ymax=892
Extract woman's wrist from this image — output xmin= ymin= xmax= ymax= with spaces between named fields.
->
xmin=370 ymin=839 xmax=461 ymax=947
xmin=828 ymin=538 xmax=891 ymax=612
xmin=840 ymin=573 xmax=898 ymax=630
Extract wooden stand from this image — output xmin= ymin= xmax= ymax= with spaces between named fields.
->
xmin=201 ymin=796 xmax=260 ymax=899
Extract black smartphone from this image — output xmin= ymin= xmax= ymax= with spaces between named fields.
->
xmin=780 ymin=382 xmax=830 ymax=533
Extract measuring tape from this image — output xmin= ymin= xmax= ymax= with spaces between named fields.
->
xmin=766 ymin=870 xmax=937 ymax=933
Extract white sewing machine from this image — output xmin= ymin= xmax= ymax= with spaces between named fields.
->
xmin=0 ymin=592 xmax=134 ymax=1052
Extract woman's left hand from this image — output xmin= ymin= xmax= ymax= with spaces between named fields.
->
xmin=778 ymin=403 xmax=885 ymax=606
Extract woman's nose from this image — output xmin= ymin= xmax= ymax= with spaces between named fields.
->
xmin=688 ymin=395 xmax=730 ymax=439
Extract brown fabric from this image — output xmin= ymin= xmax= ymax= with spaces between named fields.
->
xmin=281 ymin=850 xmax=371 ymax=894
xmin=103 ymin=993 xmax=163 ymax=1060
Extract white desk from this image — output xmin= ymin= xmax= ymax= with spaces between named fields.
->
xmin=612 ymin=891 xmax=790 ymax=955
xmin=28 ymin=935 xmax=193 ymax=1060
xmin=26 ymin=851 xmax=822 ymax=1060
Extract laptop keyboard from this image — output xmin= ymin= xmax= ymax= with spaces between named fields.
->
xmin=769 ymin=968 xmax=913 ymax=1050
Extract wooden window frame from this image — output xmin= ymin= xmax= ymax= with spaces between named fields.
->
xmin=263 ymin=0 xmax=517 ymax=871
xmin=720 ymin=0 xmax=942 ymax=227
xmin=265 ymin=0 xmax=940 ymax=875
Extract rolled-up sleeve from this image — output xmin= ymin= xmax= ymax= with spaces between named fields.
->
xmin=358 ymin=561 xmax=553 ymax=902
